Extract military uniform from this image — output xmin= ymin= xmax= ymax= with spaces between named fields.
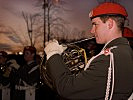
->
xmin=0 ymin=66 xmax=10 ymax=100
xmin=0 ymin=51 xmax=19 ymax=100
xmin=46 ymin=37 xmax=133 ymax=100
xmin=12 ymin=60 xmax=40 ymax=100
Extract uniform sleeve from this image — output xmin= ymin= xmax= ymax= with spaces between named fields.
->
xmin=46 ymin=54 xmax=110 ymax=99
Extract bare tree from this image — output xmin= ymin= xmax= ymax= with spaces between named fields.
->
xmin=22 ymin=11 xmax=41 ymax=46
xmin=35 ymin=0 xmax=70 ymax=42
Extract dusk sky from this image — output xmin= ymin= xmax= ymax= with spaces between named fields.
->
xmin=0 ymin=0 xmax=133 ymax=52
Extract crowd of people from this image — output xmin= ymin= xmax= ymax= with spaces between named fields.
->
xmin=0 ymin=46 xmax=59 ymax=100
xmin=0 ymin=38 xmax=132 ymax=100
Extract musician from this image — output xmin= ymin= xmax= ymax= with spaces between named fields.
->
xmin=12 ymin=46 xmax=40 ymax=100
xmin=0 ymin=51 xmax=20 ymax=100
xmin=44 ymin=2 xmax=133 ymax=100
xmin=123 ymin=27 xmax=133 ymax=50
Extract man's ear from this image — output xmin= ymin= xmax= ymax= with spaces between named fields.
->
xmin=107 ymin=18 xmax=114 ymax=29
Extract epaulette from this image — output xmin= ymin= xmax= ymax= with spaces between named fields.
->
xmin=104 ymin=48 xmax=110 ymax=56
xmin=104 ymin=46 xmax=118 ymax=56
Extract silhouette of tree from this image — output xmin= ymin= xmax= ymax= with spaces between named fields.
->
xmin=22 ymin=11 xmax=42 ymax=46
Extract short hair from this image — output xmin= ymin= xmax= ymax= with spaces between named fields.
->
xmin=99 ymin=15 xmax=125 ymax=31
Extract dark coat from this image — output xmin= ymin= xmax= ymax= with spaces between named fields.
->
xmin=11 ymin=61 xmax=40 ymax=100
xmin=46 ymin=37 xmax=133 ymax=100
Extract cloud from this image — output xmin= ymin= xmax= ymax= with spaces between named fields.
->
xmin=8 ymin=36 xmax=21 ymax=43
xmin=0 ymin=43 xmax=12 ymax=50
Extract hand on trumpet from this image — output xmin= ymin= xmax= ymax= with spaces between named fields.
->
xmin=44 ymin=39 xmax=67 ymax=60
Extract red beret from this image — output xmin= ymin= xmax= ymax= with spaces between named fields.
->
xmin=0 ymin=51 xmax=8 ymax=57
xmin=89 ymin=2 xmax=128 ymax=19
xmin=23 ymin=46 xmax=36 ymax=54
xmin=123 ymin=27 xmax=133 ymax=38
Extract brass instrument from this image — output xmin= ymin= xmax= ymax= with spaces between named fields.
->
xmin=0 ymin=62 xmax=12 ymax=74
xmin=0 ymin=64 xmax=8 ymax=74
xmin=61 ymin=44 xmax=87 ymax=74
xmin=40 ymin=37 xmax=95 ymax=89
xmin=0 ymin=62 xmax=12 ymax=77
xmin=40 ymin=56 xmax=54 ymax=89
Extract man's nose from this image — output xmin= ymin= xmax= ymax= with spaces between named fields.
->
xmin=90 ymin=27 xmax=95 ymax=34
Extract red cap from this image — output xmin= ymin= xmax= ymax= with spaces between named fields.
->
xmin=89 ymin=2 xmax=128 ymax=19
xmin=23 ymin=46 xmax=36 ymax=54
xmin=123 ymin=27 xmax=133 ymax=38
xmin=0 ymin=51 xmax=8 ymax=57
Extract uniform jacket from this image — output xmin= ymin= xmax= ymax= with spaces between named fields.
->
xmin=11 ymin=61 xmax=40 ymax=100
xmin=46 ymin=37 xmax=133 ymax=100
xmin=14 ymin=61 xmax=40 ymax=86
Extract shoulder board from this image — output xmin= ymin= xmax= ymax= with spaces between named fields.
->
xmin=104 ymin=46 xmax=118 ymax=56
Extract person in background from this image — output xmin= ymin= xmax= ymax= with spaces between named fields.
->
xmin=12 ymin=46 xmax=40 ymax=100
xmin=44 ymin=2 xmax=133 ymax=100
xmin=36 ymin=54 xmax=42 ymax=65
xmin=0 ymin=51 xmax=20 ymax=100
xmin=123 ymin=27 xmax=133 ymax=50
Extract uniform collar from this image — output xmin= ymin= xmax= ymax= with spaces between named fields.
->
xmin=27 ymin=60 xmax=34 ymax=65
xmin=103 ymin=37 xmax=129 ymax=49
